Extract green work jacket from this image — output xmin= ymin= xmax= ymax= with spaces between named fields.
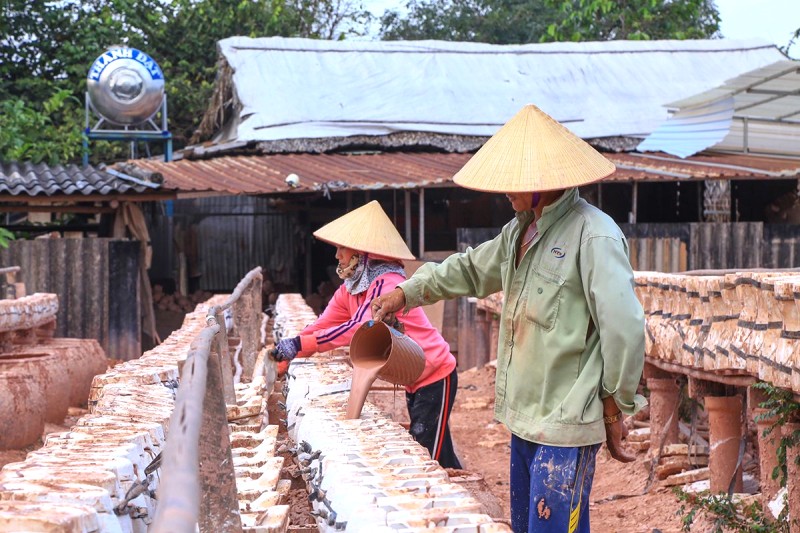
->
xmin=400 ymin=188 xmax=646 ymax=446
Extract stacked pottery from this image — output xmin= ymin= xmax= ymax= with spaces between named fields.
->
xmin=0 ymin=294 xmax=58 ymax=333
xmin=656 ymin=275 xmax=678 ymax=362
xmin=669 ymin=277 xmax=692 ymax=366
xmin=735 ymin=272 xmax=765 ymax=373
xmin=744 ymin=273 xmax=775 ymax=376
xmin=36 ymin=339 xmax=107 ymax=407
xmin=706 ymin=395 xmax=744 ymax=493
xmin=633 ymin=273 xmax=649 ymax=312
xmin=717 ymin=273 xmax=743 ymax=371
xmin=792 ymin=281 xmax=800 ymax=394
xmin=644 ymin=274 xmax=665 ymax=360
xmin=666 ymin=276 xmax=685 ymax=362
xmin=683 ymin=276 xmax=706 ymax=369
xmin=700 ymin=276 xmax=725 ymax=371
xmin=633 ymin=272 xmax=650 ymax=355
xmin=753 ymin=407 xmax=782 ymax=508
xmin=767 ymin=277 xmax=798 ymax=389
xmin=0 ymin=368 xmax=45 ymax=449
xmin=0 ymin=350 xmax=69 ymax=424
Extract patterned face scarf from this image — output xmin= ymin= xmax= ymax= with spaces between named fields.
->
xmin=336 ymin=253 xmax=363 ymax=280
xmin=342 ymin=254 xmax=406 ymax=295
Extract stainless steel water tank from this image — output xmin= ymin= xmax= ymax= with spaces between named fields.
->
xmin=87 ymin=47 xmax=165 ymax=126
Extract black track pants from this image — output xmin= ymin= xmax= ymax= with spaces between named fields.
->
xmin=405 ymin=367 xmax=462 ymax=469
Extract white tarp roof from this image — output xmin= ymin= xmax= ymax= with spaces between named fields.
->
xmin=216 ymin=37 xmax=786 ymax=143
xmin=638 ymin=60 xmax=800 ymax=157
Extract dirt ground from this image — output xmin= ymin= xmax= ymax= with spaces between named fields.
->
xmin=368 ymin=363 xmax=709 ymax=533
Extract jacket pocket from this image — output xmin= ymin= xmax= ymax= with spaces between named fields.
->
xmin=524 ymin=270 xmax=564 ymax=331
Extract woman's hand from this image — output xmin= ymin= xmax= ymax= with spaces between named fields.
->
xmin=370 ymin=288 xmax=406 ymax=323
xmin=270 ymin=336 xmax=301 ymax=362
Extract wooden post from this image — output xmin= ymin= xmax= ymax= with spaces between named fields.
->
xmin=213 ymin=309 xmax=236 ymax=405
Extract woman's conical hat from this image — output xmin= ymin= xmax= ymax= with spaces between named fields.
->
xmin=453 ymin=104 xmax=616 ymax=192
xmin=313 ymin=200 xmax=415 ymax=260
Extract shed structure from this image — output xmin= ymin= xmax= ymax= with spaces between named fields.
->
xmin=108 ymin=37 xmax=800 ymax=358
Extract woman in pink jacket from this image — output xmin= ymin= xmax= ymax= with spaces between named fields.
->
xmin=272 ymin=201 xmax=461 ymax=469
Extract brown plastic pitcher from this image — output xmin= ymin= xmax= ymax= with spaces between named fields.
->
xmin=350 ymin=320 xmax=426 ymax=386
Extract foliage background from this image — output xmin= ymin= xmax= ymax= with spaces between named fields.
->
xmin=1 ymin=0 xmax=769 ymax=167
xmin=0 ymin=0 xmax=371 ymax=165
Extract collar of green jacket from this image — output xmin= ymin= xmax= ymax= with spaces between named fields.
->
xmin=514 ymin=188 xmax=579 ymax=235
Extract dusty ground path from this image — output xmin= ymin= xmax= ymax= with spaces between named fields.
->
xmin=370 ymin=363 xmax=707 ymax=533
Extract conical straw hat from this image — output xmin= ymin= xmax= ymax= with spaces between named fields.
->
xmin=313 ymin=200 xmax=415 ymax=260
xmin=453 ymin=104 xmax=616 ymax=192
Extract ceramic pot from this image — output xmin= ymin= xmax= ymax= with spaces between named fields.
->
xmin=0 ymin=368 xmax=45 ymax=449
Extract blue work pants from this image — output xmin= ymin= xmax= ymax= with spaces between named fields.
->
xmin=510 ymin=435 xmax=600 ymax=533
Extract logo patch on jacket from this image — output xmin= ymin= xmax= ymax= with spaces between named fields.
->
xmin=550 ymin=247 xmax=566 ymax=259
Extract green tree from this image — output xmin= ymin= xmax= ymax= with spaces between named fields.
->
xmin=0 ymin=228 xmax=14 ymax=249
xmin=0 ymin=0 xmax=176 ymax=164
xmin=542 ymin=0 xmax=720 ymax=42
xmin=0 ymin=0 xmax=372 ymax=164
xmin=784 ymin=27 xmax=799 ymax=58
xmin=380 ymin=0 xmax=560 ymax=43
xmin=380 ymin=0 xmax=719 ymax=43
xmin=0 ymin=91 xmax=85 ymax=165
xmin=147 ymin=0 xmax=372 ymax=145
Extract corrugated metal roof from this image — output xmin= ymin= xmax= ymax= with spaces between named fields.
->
xmin=610 ymin=152 xmax=800 ymax=180
xmin=636 ymin=97 xmax=734 ymax=158
xmin=125 ymin=151 xmax=800 ymax=196
xmin=206 ymin=37 xmax=784 ymax=146
xmin=0 ymin=161 xmax=160 ymax=196
xmin=129 ymin=153 xmax=469 ymax=195
xmin=638 ymin=60 xmax=800 ymax=157
xmin=667 ymin=60 xmax=800 ymax=114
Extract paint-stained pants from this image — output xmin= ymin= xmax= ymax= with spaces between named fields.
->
xmin=509 ymin=435 xmax=600 ymax=533
xmin=405 ymin=368 xmax=462 ymax=469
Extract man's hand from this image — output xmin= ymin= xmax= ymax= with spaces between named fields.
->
xmin=370 ymin=288 xmax=406 ymax=323
xmin=271 ymin=336 xmax=301 ymax=362
xmin=602 ymin=397 xmax=635 ymax=462
xmin=604 ymin=411 xmax=635 ymax=463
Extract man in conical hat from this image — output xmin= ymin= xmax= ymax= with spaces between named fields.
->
xmin=372 ymin=105 xmax=645 ymax=533
xmin=271 ymin=200 xmax=462 ymax=469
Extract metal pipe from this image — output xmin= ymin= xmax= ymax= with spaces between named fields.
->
xmin=597 ymin=183 xmax=603 ymax=210
xmin=743 ymin=117 xmax=749 ymax=153
xmin=614 ymin=163 xmax=692 ymax=179
xmin=418 ymin=188 xmax=425 ymax=258
xmin=626 ymin=152 xmax=791 ymax=178
xmin=104 ymin=167 xmax=161 ymax=189
xmin=404 ymin=190 xmax=412 ymax=250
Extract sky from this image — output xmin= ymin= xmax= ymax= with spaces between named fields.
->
xmin=363 ymin=0 xmax=800 ymax=55
xmin=715 ymin=0 xmax=798 ymax=52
